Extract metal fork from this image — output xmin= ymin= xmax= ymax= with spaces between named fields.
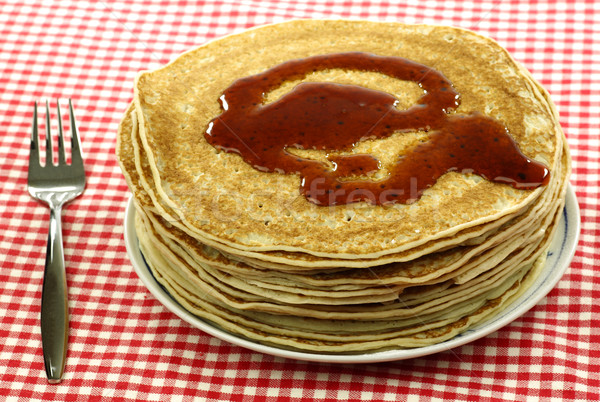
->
xmin=27 ymin=99 xmax=85 ymax=383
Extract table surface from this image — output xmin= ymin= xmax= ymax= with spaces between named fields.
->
xmin=1 ymin=1 xmax=598 ymax=400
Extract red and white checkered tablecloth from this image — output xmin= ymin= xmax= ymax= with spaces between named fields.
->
xmin=1 ymin=0 xmax=598 ymax=400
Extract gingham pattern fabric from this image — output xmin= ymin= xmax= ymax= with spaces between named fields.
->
xmin=1 ymin=1 xmax=598 ymax=400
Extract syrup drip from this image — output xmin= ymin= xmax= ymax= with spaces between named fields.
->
xmin=205 ymin=52 xmax=549 ymax=206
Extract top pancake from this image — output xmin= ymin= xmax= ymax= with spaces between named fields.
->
xmin=133 ymin=19 xmax=562 ymax=258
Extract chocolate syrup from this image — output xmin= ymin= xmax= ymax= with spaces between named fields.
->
xmin=205 ymin=52 xmax=550 ymax=206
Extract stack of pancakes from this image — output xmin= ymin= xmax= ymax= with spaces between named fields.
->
xmin=117 ymin=20 xmax=570 ymax=353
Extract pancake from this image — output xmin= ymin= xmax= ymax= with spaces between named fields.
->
xmin=132 ymin=19 xmax=562 ymax=258
xmin=116 ymin=19 xmax=570 ymax=354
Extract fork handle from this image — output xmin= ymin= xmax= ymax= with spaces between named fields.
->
xmin=41 ymin=205 xmax=69 ymax=384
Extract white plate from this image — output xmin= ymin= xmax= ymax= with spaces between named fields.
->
xmin=124 ymin=184 xmax=580 ymax=363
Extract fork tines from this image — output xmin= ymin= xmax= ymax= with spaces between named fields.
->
xmin=30 ymin=99 xmax=83 ymax=168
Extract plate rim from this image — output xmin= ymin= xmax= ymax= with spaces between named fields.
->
xmin=123 ymin=184 xmax=580 ymax=363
